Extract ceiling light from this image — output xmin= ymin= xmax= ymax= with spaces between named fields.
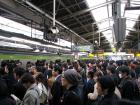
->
xmin=42 ymin=48 xmax=47 ymax=53
xmin=50 ymin=26 xmax=59 ymax=34
xmin=34 ymin=47 xmax=40 ymax=52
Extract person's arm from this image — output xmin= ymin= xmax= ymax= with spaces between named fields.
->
xmin=88 ymin=83 xmax=98 ymax=100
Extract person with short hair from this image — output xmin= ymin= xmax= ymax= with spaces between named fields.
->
xmin=118 ymin=66 xmax=136 ymax=100
xmin=35 ymin=72 xmax=48 ymax=105
xmin=51 ymin=65 xmax=63 ymax=105
xmin=12 ymin=67 xmax=26 ymax=100
xmin=96 ymin=75 xmax=119 ymax=105
xmin=20 ymin=73 xmax=40 ymax=105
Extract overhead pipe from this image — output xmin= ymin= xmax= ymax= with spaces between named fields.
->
xmin=17 ymin=0 xmax=91 ymax=44
xmin=53 ymin=0 xmax=56 ymax=27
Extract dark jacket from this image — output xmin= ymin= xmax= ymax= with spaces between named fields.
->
xmin=119 ymin=77 xmax=136 ymax=100
xmin=84 ymin=79 xmax=95 ymax=105
xmin=135 ymin=65 xmax=140 ymax=78
xmin=132 ymin=79 xmax=140 ymax=100
xmin=2 ymin=74 xmax=17 ymax=94
xmin=0 ymin=97 xmax=16 ymax=105
xmin=51 ymin=75 xmax=63 ymax=105
xmin=12 ymin=81 xmax=26 ymax=100
xmin=98 ymin=93 xmax=119 ymax=105
xmin=62 ymin=86 xmax=83 ymax=105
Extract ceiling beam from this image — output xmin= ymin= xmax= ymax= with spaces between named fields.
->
xmin=56 ymin=0 xmax=86 ymax=12
xmin=71 ymin=17 xmax=112 ymax=31
xmin=0 ymin=0 xmax=49 ymax=25
xmin=5 ymin=0 xmax=91 ymax=44
xmin=82 ymin=27 xmax=112 ymax=38
xmin=39 ymin=1 xmax=53 ymax=8
xmin=57 ymin=0 xmax=90 ymax=33
xmin=58 ymin=0 xmax=115 ymax=21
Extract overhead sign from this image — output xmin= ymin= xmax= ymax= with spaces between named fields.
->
xmin=72 ymin=45 xmax=92 ymax=52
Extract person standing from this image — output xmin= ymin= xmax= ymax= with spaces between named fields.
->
xmin=96 ymin=75 xmax=119 ymax=105
xmin=61 ymin=69 xmax=83 ymax=105
xmin=51 ymin=65 xmax=63 ymax=105
xmin=12 ymin=67 xmax=26 ymax=100
xmin=0 ymin=79 xmax=16 ymax=105
xmin=20 ymin=73 xmax=40 ymax=105
xmin=118 ymin=66 xmax=136 ymax=100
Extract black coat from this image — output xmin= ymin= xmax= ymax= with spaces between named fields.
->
xmin=119 ymin=77 xmax=136 ymax=100
xmin=98 ymin=93 xmax=119 ymax=105
xmin=11 ymin=81 xmax=26 ymax=100
xmin=51 ymin=75 xmax=63 ymax=105
xmin=84 ymin=79 xmax=95 ymax=105
xmin=0 ymin=97 xmax=16 ymax=105
xmin=2 ymin=74 xmax=17 ymax=94
xmin=62 ymin=86 xmax=83 ymax=105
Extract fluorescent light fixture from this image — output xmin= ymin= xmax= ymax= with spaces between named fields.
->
xmin=0 ymin=41 xmax=33 ymax=49
xmin=0 ymin=16 xmax=43 ymax=38
xmin=11 ymin=37 xmax=41 ymax=45
xmin=34 ymin=47 xmax=40 ymax=52
xmin=0 ymin=16 xmax=72 ymax=50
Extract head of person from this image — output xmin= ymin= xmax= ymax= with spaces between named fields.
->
xmin=130 ymin=71 xmax=136 ymax=79
xmin=13 ymin=67 xmax=25 ymax=81
xmin=72 ymin=61 xmax=79 ymax=72
xmin=0 ymin=61 xmax=8 ymax=74
xmin=107 ymin=65 xmax=116 ymax=75
xmin=16 ymin=61 xmax=22 ymax=67
xmin=93 ymin=71 xmax=103 ymax=82
xmin=96 ymin=75 xmax=115 ymax=96
xmin=88 ymin=71 xmax=94 ymax=79
xmin=109 ymin=60 xmax=114 ymax=65
xmin=96 ymin=63 xmax=102 ymax=71
xmin=35 ymin=72 xmax=46 ymax=84
xmin=20 ymin=73 xmax=35 ymax=89
xmin=7 ymin=61 xmax=17 ymax=74
xmin=130 ymin=64 xmax=136 ymax=70
xmin=119 ymin=66 xmax=130 ymax=79
xmin=88 ymin=62 xmax=94 ymax=68
xmin=29 ymin=66 xmax=37 ymax=75
xmin=52 ymin=65 xmax=62 ymax=77
xmin=26 ymin=62 xmax=34 ymax=72
xmin=62 ymin=69 xmax=80 ymax=89
xmin=62 ymin=63 xmax=68 ymax=72
xmin=48 ymin=64 xmax=53 ymax=70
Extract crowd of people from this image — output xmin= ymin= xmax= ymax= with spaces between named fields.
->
xmin=0 ymin=59 xmax=140 ymax=105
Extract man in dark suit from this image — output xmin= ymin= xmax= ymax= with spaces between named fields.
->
xmin=51 ymin=65 xmax=63 ymax=105
xmin=12 ymin=67 xmax=26 ymax=100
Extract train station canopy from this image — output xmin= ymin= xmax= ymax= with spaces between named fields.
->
xmin=0 ymin=0 xmax=139 ymax=51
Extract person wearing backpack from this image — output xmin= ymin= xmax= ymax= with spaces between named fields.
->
xmin=35 ymin=72 xmax=48 ymax=105
xmin=20 ymin=73 xmax=40 ymax=105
